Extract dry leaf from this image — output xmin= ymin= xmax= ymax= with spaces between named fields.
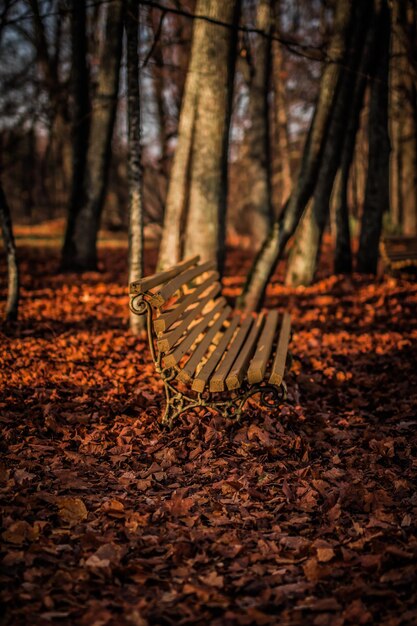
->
xmin=101 ymin=500 xmax=125 ymax=518
xmin=303 ymin=557 xmax=331 ymax=582
xmin=57 ymin=497 xmax=88 ymax=525
xmin=199 ymin=571 xmax=224 ymax=588
xmin=316 ymin=547 xmax=335 ymax=562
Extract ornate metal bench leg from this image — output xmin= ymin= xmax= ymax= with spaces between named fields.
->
xmin=159 ymin=371 xmax=202 ymax=429
xmin=158 ymin=380 xmax=288 ymax=428
xmin=160 ymin=382 xmax=187 ymax=429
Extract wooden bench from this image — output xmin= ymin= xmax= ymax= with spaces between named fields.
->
xmin=129 ymin=256 xmax=291 ymax=427
xmin=380 ymin=236 xmax=417 ymax=276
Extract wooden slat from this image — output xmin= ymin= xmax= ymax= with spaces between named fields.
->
xmin=177 ymin=306 xmax=231 ymax=383
xmin=391 ymin=259 xmax=417 ymax=270
xmin=247 ymin=310 xmax=279 ymax=384
xmin=384 ymin=237 xmax=417 ymax=249
xmin=385 ymin=251 xmax=417 ymax=261
xmin=163 ymin=298 xmax=226 ymax=367
xmin=129 ymin=256 xmax=199 ymax=294
xmin=269 ymin=312 xmax=291 ymax=386
xmin=157 ymin=282 xmax=221 ymax=352
xmin=153 ymin=272 xmax=218 ymax=333
xmin=209 ymin=316 xmax=253 ymax=392
xmin=150 ymin=260 xmax=215 ymax=307
xmin=226 ymin=314 xmax=265 ymax=390
xmin=192 ymin=316 xmax=240 ymax=393
xmin=384 ymin=236 xmax=417 ymax=243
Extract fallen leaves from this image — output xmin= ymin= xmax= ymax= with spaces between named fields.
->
xmin=2 ymin=520 xmax=40 ymax=545
xmin=1 ymin=247 xmax=417 ymax=625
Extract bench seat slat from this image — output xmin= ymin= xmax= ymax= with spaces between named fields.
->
xmin=226 ymin=313 xmax=265 ymax=390
xmin=163 ymin=298 xmax=226 ymax=368
xmin=151 ymin=260 xmax=215 ymax=307
xmin=177 ymin=307 xmax=231 ymax=384
xmin=269 ymin=312 xmax=291 ymax=386
xmin=153 ymin=272 xmax=219 ymax=333
xmin=247 ymin=310 xmax=279 ymax=384
xmin=209 ymin=316 xmax=253 ymax=392
xmin=156 ymin=282 xmax=221 ymax=352
xmin=130 ymin=256 xmax=199 ymax=294
xmin=192 ymin=316 xmax=240 ymax=393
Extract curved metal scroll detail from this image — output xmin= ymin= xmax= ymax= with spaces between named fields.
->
xmin=260 ymin=382 xmax=287 ymax=407
xmin=129 ymin=294 xmax=149 ymax=316
xmin=224 ymin=381 xmax=287 ymax=423
xmin=129 ymin=292 xmax=158 ymax=364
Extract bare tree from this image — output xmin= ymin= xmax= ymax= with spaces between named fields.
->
xmin=0 ymin=181 xmax=19 ymax=322
xmin=237 ymin=0 xmax=355 ymax=311
xmin=390 ymin=0 xmax=417 ymax=235
xmin=286 ymin=1 xmax=372 ymax=286
xmin=126 ymin=0 xmax=145 ymax=335
xmin=271 ymin=0 xmax=292 ymax=211
xmin=67 ymin=0 xmax=90 ymax=254
xmin=334 ymin=7 xmax=379 ymax=273
xmin=62 ymin=0 xmax=124 ymax=271
xmin=358 ymin=0 xmax=391 ymax=274
xmin=157 ymin=1 xmax=203 ymax=271
xmin=28 ymin=0 xmax=71 ymax=205
xmin=183 ymin=0 xmax=240 ymax=269
xmin=158 ymin=0 xmax=240 ymax=271
xmin=238 ymin=0 xmax=273 ymax=248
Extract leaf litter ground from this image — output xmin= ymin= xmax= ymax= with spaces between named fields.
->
xmin=1 ymin=245 xmax=416 ymax=626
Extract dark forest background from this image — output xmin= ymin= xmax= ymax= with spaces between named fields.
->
xmin=0 ymin=0 xmax=416 ymax=322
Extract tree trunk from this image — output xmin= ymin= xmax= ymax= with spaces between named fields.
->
xmin=334 ymin=6 xmax=379 ymax=273
xmin=183 ymin=0 xmax=240 ymax=271
xmin=389 ymin=2 xmax=403 ymax=230
xmin=157 ymin=1 xmax=205 ymax=271
xmin=286 ymin=0 xmax=372 ymax=286
xmin=400 ymin=81 xmax=417 ymax=235
xmin=43 ymin=109 xmax=72 ymax=209
xmin=0 ymin=181 xmax=19 ymax=322
xmin=239 ymin=0 xmax=273 ymax=247
xmin=237 ymin=0 xmax=354 ymax=311
xmin=29 ymin=0 xmax=70 ymax=213
xmin=148 ymin=8 xmax=170 ymax=176
xmin=392 ymin=0 xmax=417 ymax=235
xmin=126 ymin=0 xmax=145 ymax=335
xmin=61 ymin=0 xmax=124 ymax=271
xmin=63 ymin=0 xmax=91 ymax=268
xmin=271 ymin=0 xmax=292 ymax=211
xmin=357 ymin=0 xmax=391 ymax=274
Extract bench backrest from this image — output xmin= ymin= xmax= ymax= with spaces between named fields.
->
xmin=382 ymin=237 xmax=417 ymax=259
xmin=130 ymin=256 xmax=231 ymax=363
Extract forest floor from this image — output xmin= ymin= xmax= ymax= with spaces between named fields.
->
xmin=1 ymin=244 xmax=417 ymax=626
